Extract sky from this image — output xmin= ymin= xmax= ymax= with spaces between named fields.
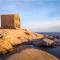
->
xmin=0 ymin=0 xmax=60 ymax=32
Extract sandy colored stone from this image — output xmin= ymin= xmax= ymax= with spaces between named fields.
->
xmin=0 ymin=29 xmax=44 ymax=54
xmin=7 ymin=48 xmax=59 ymax=60
xmin=34 ymin=33 xmax=44 ymax=39
xmin=0 ymin=40 xmax=12 ymax=50
xmin=43 ymin=38 xmax=55 ymax=45
xmin=0 ymin=46 xmax=7 ymax=54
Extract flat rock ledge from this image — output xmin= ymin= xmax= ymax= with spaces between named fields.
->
xmin=7 ymin=48 xmax=59 ymax=60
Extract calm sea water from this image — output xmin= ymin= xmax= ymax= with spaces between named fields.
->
xmin=37 ymin=32 xmax=60 ymax=59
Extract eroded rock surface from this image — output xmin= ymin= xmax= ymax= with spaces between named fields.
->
xmin=7 ymin=48 xmax=59 ymax=60
xmin=0 ymin=29 xmax=44 ymax=54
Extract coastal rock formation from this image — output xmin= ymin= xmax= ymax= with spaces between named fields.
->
xmin=0 ymin=29 xmax=44 ymax=54
xmin=32 ymin=38 xmax=57 ymax=47
xmin=43 ymin=38 xmax=57 ymax=47
xmin=7 ymin=48 xmax=59 ymax=60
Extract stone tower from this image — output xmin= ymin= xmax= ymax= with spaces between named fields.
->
xmin=1 ymin=14 xmax=20 ymax=29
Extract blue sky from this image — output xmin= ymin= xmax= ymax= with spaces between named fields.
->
xmin=0 ymin=0 xmax=60 ymax=32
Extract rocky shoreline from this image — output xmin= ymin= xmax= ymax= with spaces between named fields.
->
xmin=0 ymin=29 xmax=59 ymax=60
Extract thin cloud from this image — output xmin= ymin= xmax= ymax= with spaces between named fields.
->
xmin=0 ymin=0 xmax=60 ymax=32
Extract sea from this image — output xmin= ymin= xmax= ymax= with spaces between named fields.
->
xmin=36 ymin=32 xmax=60 ymax=59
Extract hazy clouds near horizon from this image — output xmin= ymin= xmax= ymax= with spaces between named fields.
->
xmin=0 ymin=0 xmax=60 ymax=32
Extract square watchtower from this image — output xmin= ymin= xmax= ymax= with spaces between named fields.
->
xmin=0 ymin=14 xmax=20 ymax=29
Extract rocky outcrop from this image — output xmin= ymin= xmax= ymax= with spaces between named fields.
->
xmin=0 ymin=29 xmax=44 ymax=54
xmin=43 ymin=38 xmax=57 ymax=47
xmin=7 ymin=48 xmax=59 ymax=60
xmin=32 ymin=39 xmax=56 ymax=47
